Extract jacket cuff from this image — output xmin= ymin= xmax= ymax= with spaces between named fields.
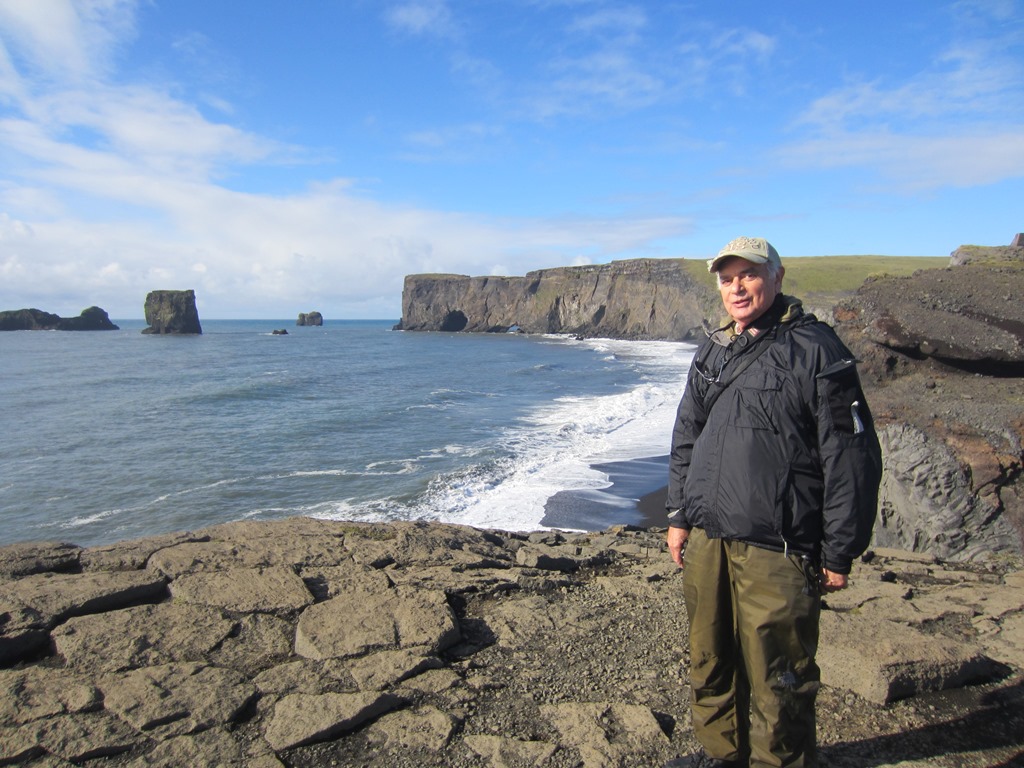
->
xmin=822 ymin=553 xmax=852 ymax=575
xmin=666 ymin=509 xmax=689 ymax=529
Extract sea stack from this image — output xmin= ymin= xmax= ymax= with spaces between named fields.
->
xmin=297 ymin=311 xmax=323 ymax=326
xmin=142 ymin=290 xmax=203 ymax=335
xmin=0 ymin=306 xmax=118 ymax=331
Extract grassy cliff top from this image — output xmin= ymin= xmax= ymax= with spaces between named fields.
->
xmin=680 ymin=255 xmax=949 ymax=310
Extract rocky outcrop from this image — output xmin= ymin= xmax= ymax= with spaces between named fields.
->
xmin=142 ymin=290 xmax=202 ymax=335
xmin=0 ymin=306 xmax=119 ymax=331
xmin=0 ymin=521 xmax=1021 ymax=766
xmin=835 ymin=264 xmax=1024 ymax=377
xmin=832 ymin=260 xmax=1024 ymax=560
xmin=396 ymin=259 xmax=719 ymax=341
xmin=950 ymin=236 xmax=1024 ymax=266
xmin=297 ymin=312 xmax=323 ymax=327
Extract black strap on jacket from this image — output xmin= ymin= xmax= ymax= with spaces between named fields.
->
xmin=695 ymin=297 xmax=794 ymax=417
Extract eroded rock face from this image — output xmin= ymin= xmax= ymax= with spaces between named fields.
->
xmin=395 ymin=259 xmax=719 ymax=341
xmin=142 ymin=289 xmax=202 ymax=335
xmin=832 ymin=262 xmax=1024 ymax=560
xmin=297 ymin=311 xmax=323 ymax=326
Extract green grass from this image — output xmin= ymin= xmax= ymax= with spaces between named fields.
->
xmin=780 ymin=255 xmax=949 ymax=295
xmin=680 ymin=255 xmax=949 ymax=297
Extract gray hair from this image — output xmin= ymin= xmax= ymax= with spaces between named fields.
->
xmin=715 ymin=259 xmax=781 ymax=286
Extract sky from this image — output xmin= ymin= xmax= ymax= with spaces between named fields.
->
xmin=1 ymin=1 xmax=1022 ymax=319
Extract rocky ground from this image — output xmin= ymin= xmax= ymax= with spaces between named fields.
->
xmin=2 ymin=519 xmax=1022 ymax=767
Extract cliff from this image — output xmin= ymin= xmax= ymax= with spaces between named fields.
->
xmin=1 ymin=521 xmax=1021 ymax=766
xmin=396 ymin=259 xmax=719 ymax=341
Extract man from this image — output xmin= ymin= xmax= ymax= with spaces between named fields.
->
xmin=666 ymin=237 xmax=882 ymax=768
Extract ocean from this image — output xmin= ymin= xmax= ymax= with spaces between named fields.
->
xmin=0 ymin=319 xmax=695 ymax=548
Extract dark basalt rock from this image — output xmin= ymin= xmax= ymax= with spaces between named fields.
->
xmin=0 ymin=306 xmax=119 ymax=331
xmin=831 ymin=255 xmax=1024 ymax=560
xmin=832 ymin=264 xmax=1024 ymax=379
xmin=141 ymin=290 xmax=202 ymax=335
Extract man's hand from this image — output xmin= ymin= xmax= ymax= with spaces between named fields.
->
xmin=820 ymin=568 xmax=848 ymax=592
xmin=667 ymin=527 xmax=690 ymax=568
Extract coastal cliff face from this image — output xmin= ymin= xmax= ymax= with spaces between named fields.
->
xmin=397 ymin=259 xmax=718 ymax=341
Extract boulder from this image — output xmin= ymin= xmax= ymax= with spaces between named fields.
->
xmin=142 ymin=289 xmax=202 ymax=334
xmin=296 ymin=311 xmax=323 ymax=326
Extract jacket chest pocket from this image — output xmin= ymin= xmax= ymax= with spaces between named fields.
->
xmin=727 ymin=368 xmax=781 ymax=431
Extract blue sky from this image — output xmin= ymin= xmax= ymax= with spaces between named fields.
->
xmin=1 ymin=1 xmax=1022 ymax=319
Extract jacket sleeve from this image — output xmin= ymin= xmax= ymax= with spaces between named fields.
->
xmin=813 ymin=343 xmax=883 ymax=573
xmin=667 ymin=363 xmax=708 ymax=527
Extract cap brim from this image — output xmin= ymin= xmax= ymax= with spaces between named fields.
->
xmin=707 ymin=252 xmax=769 ymax=273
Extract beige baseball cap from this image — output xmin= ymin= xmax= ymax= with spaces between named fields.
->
xmin=707 ymin=236 xmax=782 ymax=273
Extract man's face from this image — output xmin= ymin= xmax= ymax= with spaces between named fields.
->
xmin=715 ymin=256 xmax=784 ymax=331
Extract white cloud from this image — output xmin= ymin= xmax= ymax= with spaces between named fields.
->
xmin=781 ymin=7 xmax=1024 ymax=191
xmin=0 ymin=0 xmax=136 ymax=84
xmin=778 ymin=129 xmax=1024 ymax=191
xmin=567 ymin=6 xmax=647 ymax=42
xmin=385 ymin=0 xmax=458 ymax=39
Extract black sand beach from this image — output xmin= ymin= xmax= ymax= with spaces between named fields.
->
xmin=541 ymin=455 xmax=670 ymax=531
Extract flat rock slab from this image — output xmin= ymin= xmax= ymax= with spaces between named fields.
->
xmin=212 ymin=613 xmax=295 ymax=674
xmin=0 ymin=569 xmax=167 ymax=628
xmin=79 ymin=531 xmax=208 ymax=572
xmin=263 ymin=691 xmax=404 ymax=751
xmin=52 ymin=602 xmax=235 ymax=672
xmin=170 ymin=566 xmax=312 ymax=613
xmin=0 ymin=599 xmax=48 ymax=666
xmin=540 ymin=702 xmax=673 ymax=768
xmin=464 ymin=734 xmax=558 ymax=767
xmin=819 ymin=610 xmax=1004 ymax=704
xmin=31 ymin=711 xmax=138 ymax=763
xmin=347 ymin=647 xmax=445 ymax=691
xmin=295 ymin=587 xmax=460 ymax=660
xmin=253 ymin=658 xmax=356 ymax=697
xmin=0 ymin=541 xmax=80 ymax=577
xmin=367 ymin=705 xmax=458 ymax=751
xmin=0 ymin=667 xmax=101 ymax=726
xmin=100 ymin=662 xmax=258 ymax=739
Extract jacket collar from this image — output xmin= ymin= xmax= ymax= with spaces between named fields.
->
xmin=708 ymin=294 xmax=804 ymax=347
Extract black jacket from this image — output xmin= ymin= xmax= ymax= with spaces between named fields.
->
xmin=667 ymin=296 xmax=881 ymax=574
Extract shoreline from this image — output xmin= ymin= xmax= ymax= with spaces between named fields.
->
xmin=541 ymin=455 xmax=670 ymax=531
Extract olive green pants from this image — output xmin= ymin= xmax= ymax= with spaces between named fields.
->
xmin=683 ymin=529 xmax=821 ymax=767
